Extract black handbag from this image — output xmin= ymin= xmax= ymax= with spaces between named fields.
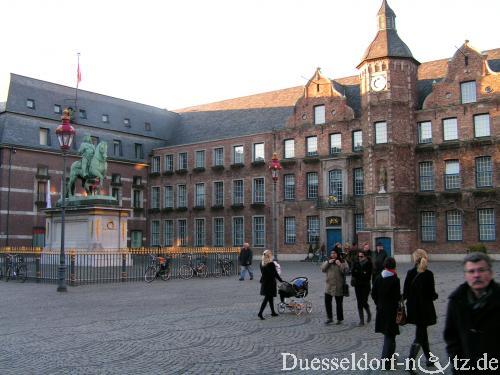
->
xmin=396 ymin=299 xmax=407 ymax=325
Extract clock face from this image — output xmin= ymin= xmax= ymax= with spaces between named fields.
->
xmin=371 ymin=75 xmax=387 ymax=92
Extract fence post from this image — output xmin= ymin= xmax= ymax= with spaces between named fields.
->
xmin=35 ymin=253 xmax=41 ymax=283
xmin=121 ymin=253 xmax=127 ymax=282
xmin=70 ymin=253 xmax=76 ymax=286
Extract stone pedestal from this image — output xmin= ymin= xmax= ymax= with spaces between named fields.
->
xmin=44 ymin=197 xmax=130 ymax=266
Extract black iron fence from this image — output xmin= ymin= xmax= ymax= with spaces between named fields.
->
xmin=0 ymin=247 xmax=239 ymax=286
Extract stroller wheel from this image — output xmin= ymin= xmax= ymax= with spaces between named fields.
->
xmin=305 ymin=301 xmax=313 ymax=314
xmin=293 ymin=303 xmax=303 ymax=316
xmin=278 ymin=302 xmax=286 ymax=314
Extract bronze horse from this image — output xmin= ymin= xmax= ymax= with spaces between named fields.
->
xmin=67 ymin=142 xmax=108 ymax=196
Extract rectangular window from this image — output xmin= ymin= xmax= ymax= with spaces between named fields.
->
xmin=177 ymin=219 xmax=188 ymax=246
xmin=132 ymin=190 xmax=142 ymax=208
xmin=284 ymin=139 xmax=295 ymax=159
xmin=443 ymin=118 xmax=458 ymax=141
xmin=131 ymin=231 xmax=142 ymax=248
xmin=113 ymin=140 xmax=123 ymax=157
xmin=447 ymin=210 xmax=463 ymax=241
xmin=111 ymin=174 xmax=121 ymax=185
xmin=133 ymin=176 xmax=142 ymax=186
xmin=306 ymin=136 xmax=318 ymax=156
xmin=461 ymin=81 xmax=476 ymax=104
xmin=419 ymin=162 xmax=434 ymax=191
xmin=151 ymin=187 xmax=160 ymax=209
xmin=194 ymin=219 xmax=205 ymax=247
xmin=233 ymin=180 xmax=244 ymax=205
xmin=145 ymin=122 xmax=151 ymax=131
xmin=164 ymin=154 xmax=174 ymax=172
xmin=475 ymin=156 xmax=493 ymax=187
xmin=36 ymin=181 xmax=47 ymax=203
xmin=418 ymin=121 xmax=432 ymax=144
xmin=102 ymin=114 xmax=109 ymax=123
xmin=478 ymin=208 xmax=496 ymax=241
xmin=214 ymin=147 xmax=224 ymax=166
xmin=164 ymin=186 xmax=174 ymax=208
xmin=178 ymin=152 xmax=188 ymax=170
xmin=375 ymin=121 xmax=387 ymax=144
xmin=111 ymin=188 xmax=120 ymax=203
xmin=421 ymin=211 xmax=436 ymax=242
xmin=253 ymin=178 xmax=265 ymax=203
xmin=213 ymin=181 xmax=224 ymax=206
xmin=307 ymin=216 xmax=320 ymax=243
xmin=151 ymin=220 xmax=160 ymax=246
xmin=306 ymin=172 xmax=319 ymax=199
xmin=444 ymin=160 xmax=460 ymax=190
xmin=314 ymin=105 xmax=326 ymax=125
xmin=284 ymin=217 xmax=296 ymax=244
xmin=151 ymin=156 xmax=160 ymax=173
xmin=353 ymin=168 xmax=364 ymax=196
xmin=53 ymin=104 xmax=61 ymax=114
xmin=232 ymin=217 xmax=244 ymax=247
xmin=474 ymin=114 xmax=490 ymax=138
xmin=195 ymin=150 xmax=205 ymax=168
xmin=39 ymin=128 xmax=49 ymax=146
xmin=195 ymin=183 xmax=205 ymax=207
xmin=233 ymin=145 xmax=244 ymax=164
xmin=284 ymin=174 xmax=296 ymax=200
xmin=79 ymin=109 xmax=87 ymax=119
xmin=124 ymin=118 xmax=131 ymax=127
xmin=353 ymin=130 xmax=363 ymax=152
xmin=164 ymin=220 xmax=174 ymax=246
xmin=177 ymin=184 xmax=187 ymax=208
xmin=330 ymin=133 xmax=341 ymax=155
xmin=26 ymin=99 xmax=35 ymax=109
xmin=134 ymin=143 xmax=144 ymax=159
xmin=355 ymin=214 xmax=364 ymax=234
xmin=253 ymin=143 xmax=265 ymax=161
xmin=253 ymin=216 xmax=265 ymax=247
xmin=213 ymin=218 xmax=224 ymax=247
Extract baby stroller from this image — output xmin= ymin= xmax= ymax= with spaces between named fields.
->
xmin=277 ymin=277 xmax=312 ymax=315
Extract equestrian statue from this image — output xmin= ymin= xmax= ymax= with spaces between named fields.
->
xmin=67 ymin=135 xmax=108 ymax=196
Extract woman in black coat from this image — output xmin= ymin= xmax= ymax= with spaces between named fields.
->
xmin=371 ymin=257 xmax=401 ymax=362
xmin=351 ymin=250 xmax=373 ymax=325
xmin=258 ymin=250 xmax=283 ymax=320
xmin=403 ymin=249 xmax=438 ymax=368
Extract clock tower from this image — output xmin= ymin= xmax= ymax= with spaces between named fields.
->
xmin=356 ymin=0 xmax=420 ymax=254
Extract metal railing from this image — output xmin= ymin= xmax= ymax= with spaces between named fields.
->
xmin=0 ymin=247 xmax=239 ymax=286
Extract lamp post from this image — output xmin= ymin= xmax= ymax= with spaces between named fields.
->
xmin=55 ymin=109 xmax=75 ymax=292
xmin=269 ymin=152 xmax=282 ymax=261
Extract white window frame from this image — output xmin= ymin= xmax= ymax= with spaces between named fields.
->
xmin=232 ymin=179 xmax=244 ymax=205
xmin=195 ymin=183 xmax=205 ymax=207
xmin=474 ymin=114 xmax=490 ymax=138
xmin=213 ymin=217 xmax=225 ymax=247
xmin=460 ymin=81 xmax=476 ymax=104
xmin=443 ymin=118 xmax=458 ymax=141
xmin=151 ymin=156 xmax=160 ymax=173
xmin=195 ymin=150 xmax=205 ymax=168
xmin=284 ymin=139 xmax=295 ymax=159
xmin=213 ymin=147 xmax=224 ymax=166
xmin=253 ymin=143 xmax=265 ymax=162
xmin=330 ymin=133 xmax=341 ymax=155
xmin=233 ymin=145 xmax=244 ymax=164
xmin=252 ymin=216 xmax=265 ymax=247
xmin=163 ymin=220 xmax=174 ymax=247
xmin=314 ymin=105 xmax=325 ymax=125
xmin=418 ymin=121 xmax=432 ymax=144
xmin=164 ymin=185 xmax=174 ymax=208
xmin=150 ymin=220 xmax=160 ymax=246
xmin=194 ymin=218 xmax=206 ymax=247
xmin=177 ymin=184 xmax=187 ymax=208
xmin=232 ymin=216 xmax=244 ymax=247
xmin=151 ymin=186 xmax=160 ymax=209
xmin=213 ymin=181 xmax=224 ymax=207
xmin=252 ymin=177 xmax=265 ymax=203
xmin=306 ymin=136 xmax=318 ymax=156
xmin=284 ymin=217 xmax=296 ymax=244
xmin=375 ymin=121 xmax=388 ymax=144
xmin=177 ymin=219 xmax=188 ymax=246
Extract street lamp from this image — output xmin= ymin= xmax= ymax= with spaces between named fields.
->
xmin=55 ymin=109 xmax=75 ymax=292
xmin=269 ymin=152 xmax=282 ymax=261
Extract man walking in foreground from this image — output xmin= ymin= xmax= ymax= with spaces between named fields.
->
xmin=444 ymin=252 xmax=500 ymax=373
xmin=239 ymin=242 xmax=253 ymax=281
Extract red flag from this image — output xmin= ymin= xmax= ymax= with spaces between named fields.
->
xmin=77 ymin=62 xmax=82 ymax=84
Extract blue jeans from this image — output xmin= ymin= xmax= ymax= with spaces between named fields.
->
xmin=239 ymin=265 xmax=253 ymax=280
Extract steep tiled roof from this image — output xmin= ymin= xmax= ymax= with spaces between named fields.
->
xmin=360 ymin=29 xmax=417 ymax=64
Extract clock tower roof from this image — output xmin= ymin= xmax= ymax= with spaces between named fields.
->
xmin=357 ymin=0 xmax=419 ymax=68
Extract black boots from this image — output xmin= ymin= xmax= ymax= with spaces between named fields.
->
xmin=366 ymin=306 xmax=372 ymax=323
xmin=358 ymin=308 xmax=365 ymax=326
xmin=407 ymin=343 xmax=421 ymax=374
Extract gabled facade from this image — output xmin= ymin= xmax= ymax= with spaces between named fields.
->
xmin=0 ymin=1 xmax=498 ymax=256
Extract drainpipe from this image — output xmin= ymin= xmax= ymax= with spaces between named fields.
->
xmin=5 ymin=147 xmax=15 ymax=246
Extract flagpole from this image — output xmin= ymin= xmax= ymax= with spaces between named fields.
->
xmin=75 ymin=52 xmax=81 ymax=122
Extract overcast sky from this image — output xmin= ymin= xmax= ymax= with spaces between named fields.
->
xmin=0 ymin=0 xmax=498 ymax=110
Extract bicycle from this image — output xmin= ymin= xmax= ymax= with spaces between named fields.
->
xmin=4 ymin=254 xmax=27 ymax=282
xmin=214 ymin=256 xmax=233 ymax=278
xmin=144 ymin=254 xmax=171 ymax=283
xmin=179 ymin=254 xmax=208 ymax=279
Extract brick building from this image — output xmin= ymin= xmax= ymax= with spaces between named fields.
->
xmin=1 ymin=0 xmax=499 ymax=257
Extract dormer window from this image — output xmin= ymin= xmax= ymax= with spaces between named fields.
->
xmin=54 ymin=104 xmax=62 ymax=114
xmin=145 ymin=122 xmax=151 ymax=131
xmin=102 ymin=114 xmax=109 ymax=123
xmin=26 ymin=99 xmax=35 ymax=109
xmin=124 ymin=118 xmax=131 ymax=127
xmin=314 ymin=105 xmax=325 ymax=125
xmin=79 ymin=109 xmax=87 ymax=119
xmin=460 ymin=81 xmax=476 ymax=104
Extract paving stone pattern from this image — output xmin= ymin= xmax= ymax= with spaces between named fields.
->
xmin=0 ymin=261 xmax=469 ymax=374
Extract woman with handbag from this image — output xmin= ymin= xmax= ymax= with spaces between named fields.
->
xmin=351 ymin=250 xmax=373 ymax=326
xmin=403 ymin=249 xmax=438 ymax=369
xmin=372 ymin=257 xmax=401 ymax=362
xmin=321 ymin=250 xmax=349 ymax=325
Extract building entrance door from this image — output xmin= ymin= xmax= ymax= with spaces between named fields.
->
xmin=326 ymin=229 xmax=342 ymax=255
xmin=375 ymin=236 xmax=392 ymax=256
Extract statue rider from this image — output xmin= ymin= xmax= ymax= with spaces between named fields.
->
xmin=79 ymin=135 xmax=95 ymax=179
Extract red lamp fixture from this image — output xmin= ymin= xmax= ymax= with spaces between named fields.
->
xmin=56 ymin=109 xmax=76 ymax=151
xmin=269 ymin=152 xmax=282 ymax=182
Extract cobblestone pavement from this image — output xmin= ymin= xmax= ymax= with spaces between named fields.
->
xmin=0 ymin=261 xmax=471 ymax=374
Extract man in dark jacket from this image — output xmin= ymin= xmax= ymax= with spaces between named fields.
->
xmin=371 ymin=243 xmax=388 ymax=285
xmin=238 ymin=242 xmax=253 ymax=280
xmin=444 ymin=252 xmax=500 ymax=374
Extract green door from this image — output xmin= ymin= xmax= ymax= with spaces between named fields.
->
xmin=131 ymin=230 xmax=143 ymax=248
